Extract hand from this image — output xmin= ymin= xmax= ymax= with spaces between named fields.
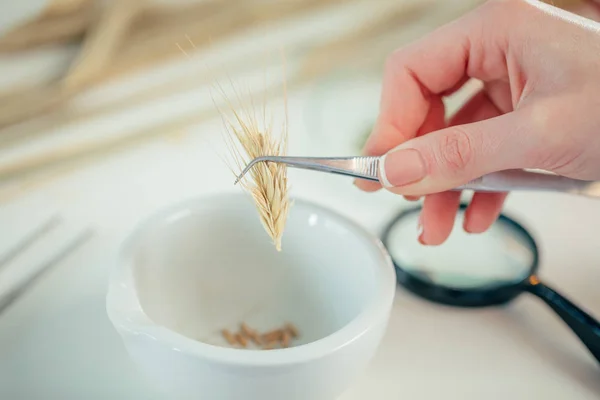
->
xmin=356 ymin=0 xmax=600 ymax=245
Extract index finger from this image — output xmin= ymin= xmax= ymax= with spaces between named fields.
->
xmin=362 ymin=0 xmax=513 ymax=158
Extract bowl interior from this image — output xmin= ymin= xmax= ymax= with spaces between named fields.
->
xmin=127 ymin=194 xmax=386 ymax=348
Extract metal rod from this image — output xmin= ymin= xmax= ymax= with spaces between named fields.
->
xmin=0 ymin=214 xmax=62 ymax=272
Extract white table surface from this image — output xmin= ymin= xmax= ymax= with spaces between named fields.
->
xmin=1 ymin=1 xmax=600 ymax=399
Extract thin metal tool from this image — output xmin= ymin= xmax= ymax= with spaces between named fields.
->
xmin=235 ymin=155 xmax=600 ymax=198
xmin=234 ymin=156 xmax=381 ymax=184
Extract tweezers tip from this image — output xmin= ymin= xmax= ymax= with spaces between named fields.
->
xmin=234 ymin=158 xmax=262 ymax=185
xmin=233 ymin=170 xmax=246 ymax=185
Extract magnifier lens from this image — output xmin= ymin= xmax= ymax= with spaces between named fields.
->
xmin=385 ymin=209 xmax=536 ymax=290
xmin=385 ymin=206 xmax=600 ymax=364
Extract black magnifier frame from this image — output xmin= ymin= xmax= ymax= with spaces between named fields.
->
xmin=381 ymin=203 xmax=600 ymax=365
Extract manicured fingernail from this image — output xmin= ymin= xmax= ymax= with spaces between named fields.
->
xmin=379 ymin=149 xmax=426 ymax=188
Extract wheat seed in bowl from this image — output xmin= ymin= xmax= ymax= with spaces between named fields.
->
xmin=220 ymin=322 xmax=300 ymax=350
xmin=221 ymin=329 xmax=236 ymax=346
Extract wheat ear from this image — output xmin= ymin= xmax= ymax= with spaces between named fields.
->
xmin=217 ymin=79 xmax=290 ymax=252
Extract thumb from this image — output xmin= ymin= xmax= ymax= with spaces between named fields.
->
xmin=378 ymin=112 xmax=538 ymax=195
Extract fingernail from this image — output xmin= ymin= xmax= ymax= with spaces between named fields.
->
xmin=462 ymin=217 xmax=472 ymax=233
xmin=379 ymin=149 xmax=426 ymax=188
xmin=417 ymin=212 xmax=426 ymax=244
xmin=462 ymin=210 xmax=473 ymax=234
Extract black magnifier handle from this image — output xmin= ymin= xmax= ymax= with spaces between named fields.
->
xmin=524 ymin=276 xmax=600 ymax=364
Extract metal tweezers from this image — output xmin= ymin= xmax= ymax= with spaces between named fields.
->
xmin=234 ymin=155 xmax=600 ymax=198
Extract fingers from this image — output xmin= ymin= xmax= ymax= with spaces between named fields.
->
xmin=364 ymin=1 xmax=511 ymax=154
xmin=381 ymin=89 xmax=514 ymax=196
xmin=449 ymin=89 xmax=503 ymax=128
xmin=418 ymin=191 xmax=462 ymax=245
xmin=355 ymin=0 xmax=517 ymax=193
xmin=483 ymin=80 xmax=513 ymax=114
xmin=418 ymin=191 xmax=508 ymax=245
xmin=451 ymin=89 xmax=509 ymax=236
xmin=418 ymin=89 xmax=507 ymax=244
xmin=354 ymin=180 xmax=381 ymax=192
xmin=355 ymin=83 xmax=445 ymax=194
xmin=463 ymin=192 xmax=508 ymax=233
xmin=404 ymin=195 xmax=421 ymax=202
xmin=379 ymin=109 xmax=538 ymax=196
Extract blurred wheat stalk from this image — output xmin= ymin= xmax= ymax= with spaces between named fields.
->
xmin=0 ymin=0 xmax=586 ymax=195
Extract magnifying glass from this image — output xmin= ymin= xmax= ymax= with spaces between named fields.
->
xmin=381 ymin=204 xmax=600 ymax=364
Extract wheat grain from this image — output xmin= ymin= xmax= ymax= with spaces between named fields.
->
xmin=284 ymin=322 xmax=299 ymax=338
xmin=221 ymin=329 xmax=236 ymax=345
xmin=235 ymin=333 xmax=248 ymax=347
xmin=220 ymin=322 xmax=299 ymax=349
